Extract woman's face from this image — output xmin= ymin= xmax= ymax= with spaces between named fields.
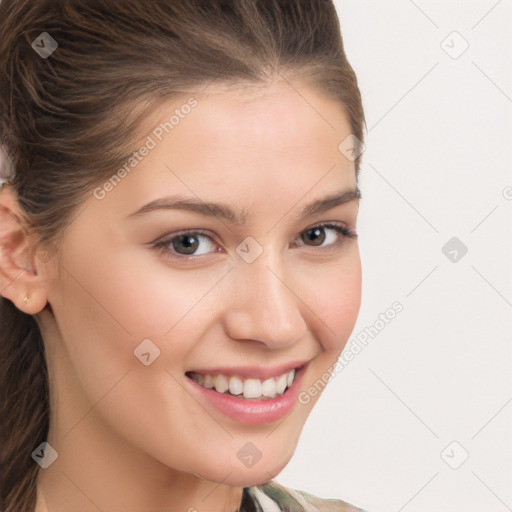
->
xmin=40 ymin=80 xmax=362 ymax=488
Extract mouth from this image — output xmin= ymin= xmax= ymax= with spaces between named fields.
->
xmin=185 ymin=367 xmax=298 ymax=401
xmin=184 ymin=362 xmax=309 ymax=425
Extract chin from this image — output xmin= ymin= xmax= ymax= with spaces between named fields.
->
xmin=216 ymin=460 xmax=290 ymax=488
xmin=241 ymin=436 xmax=299 ymax=485
xmin=186 ymin=441 xmax=296 ymax=488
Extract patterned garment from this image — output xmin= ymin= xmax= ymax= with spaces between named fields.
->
xmin=240 ymin=480 xmax=367 ymax=511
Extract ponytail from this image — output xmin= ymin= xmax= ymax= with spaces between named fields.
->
xmin=0 ymin=297 xmax=49 ymax=512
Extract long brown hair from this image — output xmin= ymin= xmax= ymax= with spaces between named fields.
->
xmin=0 ymin=1 xmax=366 ymax=510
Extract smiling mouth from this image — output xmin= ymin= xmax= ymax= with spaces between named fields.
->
xmin=185 ymin=368 xmax=298 ymax=401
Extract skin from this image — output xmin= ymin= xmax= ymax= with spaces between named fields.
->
xmin=0 ymin=78 xmax=362 ymax=512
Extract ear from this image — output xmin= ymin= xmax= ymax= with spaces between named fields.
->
xmin=0 ymin=184 xmax=49 ymax=314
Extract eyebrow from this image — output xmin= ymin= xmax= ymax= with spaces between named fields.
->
xmin=125 ymin=187 xmax=361 ymax=225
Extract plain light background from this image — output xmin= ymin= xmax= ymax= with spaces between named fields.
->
xmin=277 ymin=1 xmax=512 ymax=511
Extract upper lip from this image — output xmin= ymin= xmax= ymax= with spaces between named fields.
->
xmin=186 ymin=360 xmax=309 ymax=379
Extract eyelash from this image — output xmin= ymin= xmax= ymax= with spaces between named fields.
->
xmin=152 ymin=222 xmax=357 ymax=262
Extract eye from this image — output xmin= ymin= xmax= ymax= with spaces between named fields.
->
xmin=153 ymin=230 xmax=218 ymax=258
xmin=152 ymin=222 xmax=357 ymax=261
xmin=293 ymin=222 xmax=357 ymax=249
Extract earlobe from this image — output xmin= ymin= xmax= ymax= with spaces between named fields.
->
xmin=0 ymin=185 xmax=48 ymax=314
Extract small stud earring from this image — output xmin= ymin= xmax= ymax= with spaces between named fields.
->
xmin=23 ymin=296 xmax=30 ymax=304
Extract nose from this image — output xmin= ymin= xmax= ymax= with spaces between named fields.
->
xmin=222 ymin=247 xmax=307 ymax=350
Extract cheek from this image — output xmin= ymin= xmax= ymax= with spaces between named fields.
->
xmin=309 ymin=253 xmax=362 ymax=352
xmin=62 ymin=245 xmax=225 ymax=340
xmin=51 ymin=250 xmax=233 ymax=425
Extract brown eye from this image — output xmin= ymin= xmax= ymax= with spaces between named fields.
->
xmin=301 ymin=226 xmax=326 ymax=246
xmin=172 ymin=234 xmax=200 ymax=255
xmin=154 ymin=230 xmax=219 ymax=259
xmin=294 ymin=222 xmax=356 ymax=250
xmin=153 ymin=223 xmax=356 ymax=263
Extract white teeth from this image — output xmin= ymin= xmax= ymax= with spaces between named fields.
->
xmin=261 ymin=378 xmax=277 ymax=398
xmin=287 ymin=369 xmax=295 ymax=387
xmin=189 ymin=368 xmax=297 ymax=399
xmin=214 ymin=374 xmax=229 ymax=394
xmin=203 ymin=374 xmax=215 ymax=388
xmin=275 ymin=374 xmax=287 ymax=395
xmin=243 ymin=378 xmax=262 ymax=399
xmin=228 ymin=375 xmax=244 ymax=396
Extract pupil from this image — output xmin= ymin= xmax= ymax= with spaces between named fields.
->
xmin=174 ymin=235 xmax=198 ymax=254
xmin=304 ymin=227 xmax=325 ymax=246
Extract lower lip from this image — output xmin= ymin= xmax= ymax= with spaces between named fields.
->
xmin=185 ymin=366 xmax=306 ymax=426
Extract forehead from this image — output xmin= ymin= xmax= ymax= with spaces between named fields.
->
xmin=88 ymin=80 xmax=357 ymax=224
xmin=195 ymin=80 xmax=349 ymax=146
xmin=133 ymin=79 xmax=353 ymax=173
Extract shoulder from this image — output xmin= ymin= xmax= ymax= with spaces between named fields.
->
xmin=245 ymin=479 xmax=367 ymax=512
